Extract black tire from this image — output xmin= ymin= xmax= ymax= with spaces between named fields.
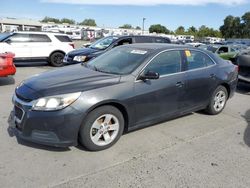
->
xmin=49 ymin=52 xmax=65 ymax=67
xmin=205 ymin=85 xmax=228 ymax=115
xmin=79 ymin=105 xmax=124 ymax=151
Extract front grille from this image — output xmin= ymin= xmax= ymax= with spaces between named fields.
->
xmin=15 ymin=106 xmax=24 ymax=121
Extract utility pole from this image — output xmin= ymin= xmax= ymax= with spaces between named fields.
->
xmin=142 ymin=18 xmax=146 ymax=35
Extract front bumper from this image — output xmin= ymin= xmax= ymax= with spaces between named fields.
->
xmin=11 ymin=94 xmax=86 ymax=147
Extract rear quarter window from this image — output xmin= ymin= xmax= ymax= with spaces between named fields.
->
xmin=55 ymin=35 xmax=72 ymax=42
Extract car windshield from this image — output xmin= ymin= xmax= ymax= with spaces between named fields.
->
xmin=86 ymin=47 xmax=151 ymax=75
xmin=89 ymin=36 xmax=118 ymax=50
xmin=0 ymin=33 xmax=11 ymax=42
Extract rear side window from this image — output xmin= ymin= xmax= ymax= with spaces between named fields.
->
xmin=55 ymin=35 xmax=72 ymax=42
xmin=134 ymin=36 xmax=153 ymax=43
xmin=145 ymin=50 xmax=181 ymax=76
xmin=186 ymin=50 xmax=215 ymax=70
xmin=29 ymin=34 xmax=51 ymax=42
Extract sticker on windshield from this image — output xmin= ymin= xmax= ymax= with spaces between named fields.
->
xmin=185 ymin=50 xmax=191 ymax=57
xmin=130 ymin=50 xmax=147 ymax=55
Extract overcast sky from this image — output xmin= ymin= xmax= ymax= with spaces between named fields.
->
xmin=1 ymin=0 xmax=250 ymax=30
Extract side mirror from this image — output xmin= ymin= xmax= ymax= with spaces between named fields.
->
xmin=5 ymin=39 xmax=11 ymax=44
xmin=139 ymin=70 xmax=160 ymax=81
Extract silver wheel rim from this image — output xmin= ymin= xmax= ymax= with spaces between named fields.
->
xmin=90 ymin=114 xmax=120 ymax=146
xmin=213 ymin=90 xmax=226 ymax=112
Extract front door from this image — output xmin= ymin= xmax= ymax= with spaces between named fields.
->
xmin=4 ymin=33 xmax=31 ymax=58
xmin=134 ymin=50 xmax=185 ymax=125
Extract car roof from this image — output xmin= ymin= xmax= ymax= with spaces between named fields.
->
xmin=14 ymin=31 xmax=69 ymax=36
xmin=124 ymin=43 xmax=194 ymax=51
xmin=110 ymin=35 xmax=169 ymax=39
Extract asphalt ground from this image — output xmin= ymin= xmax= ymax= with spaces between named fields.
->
xmin=0 ymin=65 xmax=250 ymax=188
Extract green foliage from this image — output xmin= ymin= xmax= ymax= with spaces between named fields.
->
xmin=149 ymin=24 xmax=170 ymax=34
xmin=41 ymin=16 xmax=75 ymax=25
xmin=220 ymin=12 xmax=250 ymax=38
xmin=175 ymin=26 xmax=185 ymax=35
xmin=61 ymin=18 xmax=75 ymax=25
xmin=79 ymin=19 xmax=97 ymax=26
xmin=41 ymin=16 xmax=61 ymax=24
xmin=135 ymin=26 xmax=141 ymax=30
xmin=119 ymin=24 xmax=133 ymax=29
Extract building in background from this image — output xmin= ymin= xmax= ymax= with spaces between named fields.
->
xmin=0 ymin=18 xmax=42 ymax=32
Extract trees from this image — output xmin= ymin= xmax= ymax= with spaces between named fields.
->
xmin=241 ymin=12 xmax=250 ymax=38
xmin=41 ymin=16 xmax=75 ymax=24
xmin=79 ymin=19 xmax=97 ymax=26
xmin=61 ymin=18 xmax=75 ymax=25
xmin=119 ymin=24 xmax=133 ymax=29
xmin=175 ymin=26 xmax=185 ymax=35
xmin=149 ymin=24 xmax=170 ymax=34
xmin=135 ymin=26 xmax=141 ymax=30
xmin=220 ymin=12 xmax=250 ymax=39
xmin=41 ymin=16 xmax=60 ymax=24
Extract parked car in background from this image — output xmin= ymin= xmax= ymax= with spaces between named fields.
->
xmin=236 ymin=49 xmax=250 ymax=83
xmin=63 ymin=35 xmax=171 ymax=65
xmin=12 ymin=44 xmax=238 ymax=151
xmin=0 ymin=32 xmax=75 ymax=67
xmin=0 ymin=53 xmax=16 ymax=77
xmin=199 ymin=45 xmax=239 ymax=62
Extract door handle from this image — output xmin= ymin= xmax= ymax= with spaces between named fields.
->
xmin=176 ymin=81 xmax=184 ymax=88
xmin=210 ymin=74 xmax=216 ymax=79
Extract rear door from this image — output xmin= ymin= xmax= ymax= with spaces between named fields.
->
xmin=134 ymin=50 xmax=185 ymax=125
xmin=29 ymin=34 xmax=52 ymax=58
xmin=3 ymin=33 xmax=31 ymax=58
xmin=181 ymin=49 xmax=217 ymax=112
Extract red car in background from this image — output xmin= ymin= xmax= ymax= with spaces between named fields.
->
xmin=0 ymin=53 xmax=16 ymax=77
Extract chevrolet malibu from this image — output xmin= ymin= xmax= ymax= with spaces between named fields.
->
xmin=12 ymin=44 xmax=238 ymax=151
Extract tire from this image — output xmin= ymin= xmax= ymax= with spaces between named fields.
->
xmin=79 ymin=105 xmax=124 ymax=151
xmin=205 ymin=85 xmax=228 ymax=115
xmin=49 ymin=52 xmax=65 ymax=67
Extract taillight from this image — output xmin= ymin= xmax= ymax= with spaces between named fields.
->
xmin=235 ymin=65 xmax=239 ymax=72
xmin=69 ymin=43 xmax=75 ymax=49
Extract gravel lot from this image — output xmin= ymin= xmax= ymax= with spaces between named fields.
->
xmin=0 ymin=66 xmax=250 ymax=188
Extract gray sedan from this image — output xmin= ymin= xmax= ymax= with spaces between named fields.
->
xmin=12 ymin=44 xmax=238 ymax=151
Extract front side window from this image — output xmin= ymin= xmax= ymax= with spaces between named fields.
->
xmin=144 ymin=50 xmax=181 ymax=76
xmin=117 ymin=38 xmax=132 ymax=46
xmin=186 ymin=50 xmax=214 ymax=70
xmin=6 ymin=33 xmax=30 ymax=43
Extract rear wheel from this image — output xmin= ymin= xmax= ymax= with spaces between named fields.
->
xmin=49 ymin=52 xmax=65 ymax=67
xmin=206 ymin=85 xmax=228 ymax=115
xmin=79 ymin=105 xmax=124 ymax=151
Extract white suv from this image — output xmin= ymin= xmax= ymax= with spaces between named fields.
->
xmin=0 ymin=32 xmax=75 ymax=66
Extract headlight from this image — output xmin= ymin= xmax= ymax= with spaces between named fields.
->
xmin=32 ymin=92 xmax=81 ymax=111
xmin=73 ymin=55 xmax=87 ymax=62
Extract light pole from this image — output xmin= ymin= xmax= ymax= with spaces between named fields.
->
xmin=142 ymin=18 xmax=146 ymax=35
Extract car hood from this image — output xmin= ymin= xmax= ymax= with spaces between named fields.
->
xmin=68 ymin=47 xmax=100 ymax=57
xmin=16 ymin=64 xmax=121 ymax=100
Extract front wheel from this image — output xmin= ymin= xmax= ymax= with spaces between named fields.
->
xmin=79 ymin=106 xmax=124 ymax=151
xmin=49 ymin=52 xmax=65 ymax=67
xmin=206 ymin=86 xmax=228 ymax=115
